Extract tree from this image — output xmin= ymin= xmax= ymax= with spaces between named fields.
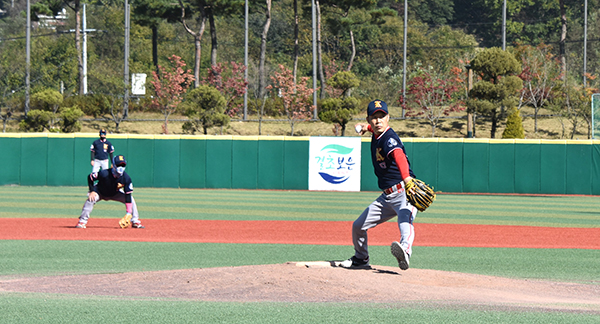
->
xmin=467 ymin=48 xmax=522 ymax=138
xmin=18 ymin=110 xmax=54 ymax=132
xmin=107 ymin=95 xmax=127 ymax=133
xmin=178 ymin=0 xmax=207 ymax=87
xmin=1 ymin=94 xmax=19 ymax=133
xmin=150 ymin=55 xmax=195 ymax=134
xmin=258 ymin=0 xmax=272 ymax=100
xmin=268 ymin=64 xmax=315 ymax=136
xmin=30 ymin=88 xmax=63 ymax=114
xmin=502 ymin=107 xmax=525 ymax=139
xmin=59 ymin=106 xmax=84 ymax=133
xmin=30 ymin=88 xmax=63 ymax=129
xmin=206 ymin=1 xmax=244 ymax=66
xmin=320 ymin=0 xmax=377 ymax=71
xmin=323 ymin=59 xmax=345 ymax=98
xmin=564 ymin=85 xmax=594 ymax=139
xmin=318 ymin=71 xmax=360 ymax=136
xmin=515 ymin=43 xmax=562 ymax=133
xmin=133 ymin=0 xmax=180 ymax=70
xmin=409 ymin=0 xmax=455 ymax=25
xmin=319 ymin=97 xmax=360 ymax=136
xmin=176 ymin=0 xmax=243 ymax=86
xmin=292 ymin=0 xmax=300 ymax=82
xmin=315 ymin=0 xmax=325 ymax=99
xmin=326 ymin=71 xmax=360 ymax=97
xmin=201 ymin=62 xmax=248 ymax=117
xmin=403 ymin=67 xmax=465 ymax=137
xmin=181 ymin=85 xmax=229 ymax=135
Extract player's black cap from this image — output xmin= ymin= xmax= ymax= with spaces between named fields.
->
xmin=367 ymin=100 xmax=388 ymax=116
xmin=99 ymin=129 xmax=107 ymax=136
xmin=113 ymin=155 xmax=127 ymax=167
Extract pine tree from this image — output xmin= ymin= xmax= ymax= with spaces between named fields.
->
xmin=502 ymin=108 xmax=525 ymax=139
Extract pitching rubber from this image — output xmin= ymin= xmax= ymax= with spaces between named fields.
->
xmin=292 ymin=261 xmax=343 ymax=268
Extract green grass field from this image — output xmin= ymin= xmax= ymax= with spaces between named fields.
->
xmin=1 ymin=186 xmax=599 ymax=323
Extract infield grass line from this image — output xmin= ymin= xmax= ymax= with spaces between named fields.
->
xmin=1 ymin=187 xmax=599 ymax=227
xmin=1 ymin=240 xmax=598 ymax=283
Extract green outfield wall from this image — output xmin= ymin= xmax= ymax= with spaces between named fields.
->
xmin=1 ymin=133 xmax=599 ymax=195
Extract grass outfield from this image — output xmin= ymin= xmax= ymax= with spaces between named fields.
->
xmin=0 ymin=186 xmax=599 ymax=323
xmin=2 ymin=294 xmax=599 ymax=324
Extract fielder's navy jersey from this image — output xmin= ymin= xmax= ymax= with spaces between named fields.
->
xmin=88 ymin=169 xmax=133 ymax=199
xmin=90 ymin=139 xmax=114 ymax=160
xmin=371 ymin=127 xmax=415 ymax=190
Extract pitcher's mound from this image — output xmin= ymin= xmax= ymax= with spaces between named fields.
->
xmin=1 ymin=263 xmax=599 ymax=312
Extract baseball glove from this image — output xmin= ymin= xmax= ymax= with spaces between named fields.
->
xmin=404 ymin=178 xmax=436 ymax=212
xmin=119 ymin=213 xmax=132 ymax=229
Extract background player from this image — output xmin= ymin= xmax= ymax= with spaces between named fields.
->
xmin=340 ymin=99 xmax=417 ymax=270
xmin=90 ymin=129 xmax=114 ymax=172
xmin=76 ymin=155 xmax=145 ymax=229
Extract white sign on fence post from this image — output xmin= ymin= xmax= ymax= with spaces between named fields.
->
xmin=131 ymin=73 xmax=147 ymax=96
xmin=308 ymin=137 xmax=362 ymax=192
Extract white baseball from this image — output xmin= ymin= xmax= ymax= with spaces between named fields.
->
xmin=355 ymin=125 xmax=362 ymax=133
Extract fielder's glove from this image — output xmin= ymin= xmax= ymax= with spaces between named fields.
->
xmin=119 ymin=213 xmax=132 ymax=229
xmin=405 ymin=178 xmax=436 ymax=212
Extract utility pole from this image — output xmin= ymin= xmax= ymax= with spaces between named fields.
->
xmin=401 ymin=0 xmax=407 ymax=118
xmin=502 ymin=0 xmax=506 ymax=50
xmin=83 ymin=3 xmax=88 ymax=94
xmin=25 ymin=0 xmax=30 ymax=116
xmin=311 ymin=0 xmax=317 ymax=119
xmin=583 ymin=0 xmax=588 ymax=87
xmin=123 ymin=0 xmax=130 ymax=118
xmin=243 ymin=0 xmax=248 ymax=120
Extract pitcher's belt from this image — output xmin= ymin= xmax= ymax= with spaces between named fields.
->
xmin=383 ymin=183 xmax=404 ymax=195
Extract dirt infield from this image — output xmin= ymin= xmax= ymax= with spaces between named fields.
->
xmin=2 ymin=263 xmax=599 ymax=312
xmin=1 ymin=218 xmax=599 ymax=312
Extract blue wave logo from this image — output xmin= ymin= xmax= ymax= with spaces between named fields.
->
xmin=319 ymin=172 xmax=350 ymax=184
xmin=317 ymin=144 xmax=355 ymax=184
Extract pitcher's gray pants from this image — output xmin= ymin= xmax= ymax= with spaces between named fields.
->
xmin=352 ymin=189 xmax=417 ymax=261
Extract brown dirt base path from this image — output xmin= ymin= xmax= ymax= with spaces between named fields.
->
xmin=1 ymin=218 xmax=599 ymax=312
xmin=1 ymin=218 xmax=599 ymax=249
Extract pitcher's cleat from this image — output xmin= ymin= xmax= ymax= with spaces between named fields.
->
xmin=339 ymin=256 xmax=371 ymax=269
xmin=391 ymin=241 xmax=410 ymax=270
xmin=75 ymin=222 xmax=87 ymax=229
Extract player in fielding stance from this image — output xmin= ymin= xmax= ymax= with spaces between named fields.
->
xmin=76 ymin=155 xmax=145 ymax=229
xmin=340 ymin=99 xmax=416 ymax=270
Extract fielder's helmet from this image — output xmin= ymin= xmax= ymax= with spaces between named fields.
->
xmin=113 ymin=155 xmax=127 ymax=167
xmin=112 ymin=155 xmax=127 ymax=176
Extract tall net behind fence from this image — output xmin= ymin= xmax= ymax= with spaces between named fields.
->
xmin=594 ymin=94 xmax=600 ymax=139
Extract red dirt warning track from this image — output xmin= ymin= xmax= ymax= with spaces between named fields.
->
xmin=0 ymin=218 xmax=598 ymax=249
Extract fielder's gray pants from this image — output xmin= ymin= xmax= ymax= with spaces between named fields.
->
xmin=92 ymin=159 xmax=109 ymax=173
xmin=352 ymin=188 xmax=417 ymax=261
xmin=79 ymin=192 xmax=140 ymax=224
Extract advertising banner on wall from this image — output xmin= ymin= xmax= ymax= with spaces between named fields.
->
xmin=309 ymin=137 xmax=362 ymax=191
